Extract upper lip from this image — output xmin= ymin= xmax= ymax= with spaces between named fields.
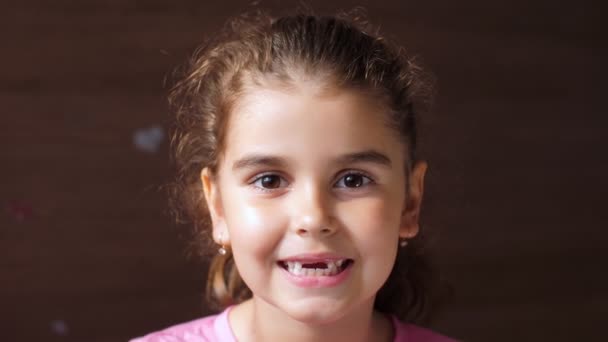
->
xmin=278 ymin=252 xmax=352 ymax=263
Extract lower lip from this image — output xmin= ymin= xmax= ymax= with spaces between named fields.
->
xmin=279 ymin=263 xmax=353 ymax=288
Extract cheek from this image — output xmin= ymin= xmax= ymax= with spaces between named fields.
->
xmin=222 ymin=191 xmax=286 ymax=261
xmin=339 ymin=197 xmax=401 ymax=275
xmin=338 ymin=196 xmax=402 ymax=243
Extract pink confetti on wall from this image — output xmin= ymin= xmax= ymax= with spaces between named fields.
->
xmin=50 ymin=319 xmax=69 ymax=336
xmin=6 ymin=200 xmax=34 ymax=223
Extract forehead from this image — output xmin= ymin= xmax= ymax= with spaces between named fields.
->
xmin=222 ymin=85 xmax=405 ymax=166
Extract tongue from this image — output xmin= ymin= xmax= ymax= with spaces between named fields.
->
xmin=302 ymin=262 xmax=327 ymax=269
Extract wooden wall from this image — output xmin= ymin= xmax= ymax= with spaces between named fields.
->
xmin=1 ymin=0 xmax=605 ymax=341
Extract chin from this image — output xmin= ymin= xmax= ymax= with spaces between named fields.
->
xmin=280 ymin=297 xmax=351 ymax=325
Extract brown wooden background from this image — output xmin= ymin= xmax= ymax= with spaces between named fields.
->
xmin=1 ymin=0 xmax=606 ymax=341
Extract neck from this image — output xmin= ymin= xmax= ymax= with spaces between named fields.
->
xmin=230 ymin=297 xmax=393 ymax=342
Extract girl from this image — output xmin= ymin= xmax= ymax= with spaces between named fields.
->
xmin=133 ymin=9 xmax=456 ymax=342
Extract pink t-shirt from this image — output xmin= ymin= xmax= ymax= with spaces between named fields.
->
xmin=130 ymin=307 xmax=456 ymax=342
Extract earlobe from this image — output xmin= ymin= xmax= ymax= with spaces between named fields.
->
xmin=399 ymin=161 xmax=427 ymax=239
xmin=201 ymin=168 xmax=229 ymax=245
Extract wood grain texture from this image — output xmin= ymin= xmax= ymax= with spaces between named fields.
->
xmin=1 ymin=1 xmax=606 ymax=341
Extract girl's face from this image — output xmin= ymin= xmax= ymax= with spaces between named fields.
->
xmin=202 ymin=83 xmax=426 ymax=324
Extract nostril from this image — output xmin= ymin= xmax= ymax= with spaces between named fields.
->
xmin=294 ymin=226 xmax=333 ymax=236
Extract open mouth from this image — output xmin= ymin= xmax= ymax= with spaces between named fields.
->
xmin=277 ymin=259 xmax=354 ymax=277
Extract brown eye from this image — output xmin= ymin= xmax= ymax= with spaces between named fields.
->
xmin=258 ymin=175 xmax=282 ymax=189
xmin=336 ymin=173 xmax=373 ymax=188
xmin=344 ymin=174 xmax=363 ymax=187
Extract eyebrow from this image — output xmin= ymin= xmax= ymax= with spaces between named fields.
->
xmin=232 ymin=155 xmax=289 ymax=171
xmin=336 ymin=150 xmax=392 ymax=168
xmin=232 ymin=150 xmax=392 ymax=172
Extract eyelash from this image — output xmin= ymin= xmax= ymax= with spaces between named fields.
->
xmin=249 ymin=172 xmax=289 ymax=192
xmin=248 ymin=170 xmax=375 ymax=193
xmin=334 ymin=171 xmax=375 ymax=189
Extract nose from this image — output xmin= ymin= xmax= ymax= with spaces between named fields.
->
xmin=290 ymin=181 xmax=336 ymax=238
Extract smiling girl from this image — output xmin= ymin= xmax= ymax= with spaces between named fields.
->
xmin=132 ymin=10 xmax=455 ymax=342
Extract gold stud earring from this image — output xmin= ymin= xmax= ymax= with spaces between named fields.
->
xmin=217 ymin=232 xmax=228 ymax=255
xmin=218 ymin=245 xmax=227 ymax=255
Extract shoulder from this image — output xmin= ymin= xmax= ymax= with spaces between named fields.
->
xmin=391 ymin=316 xmax=458 ymax=342
xmin=129 ymin=308 xmax=235 ymax=342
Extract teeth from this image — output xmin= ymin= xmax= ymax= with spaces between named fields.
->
xmin=283 ymin=259 xmax=348 ymax=277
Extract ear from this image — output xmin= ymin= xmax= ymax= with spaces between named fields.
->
xmin=399 ymin=161 xmax=428 ymax=239
xmin=201 ymin=167 xmax=230 ymax=246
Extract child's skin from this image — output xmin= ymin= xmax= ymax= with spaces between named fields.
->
xmin=201 ymin=78 xmax=427 ymax=342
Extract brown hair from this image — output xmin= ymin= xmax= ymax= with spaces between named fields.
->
xmin=167 ymin=9 xmax=439 ymax=324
